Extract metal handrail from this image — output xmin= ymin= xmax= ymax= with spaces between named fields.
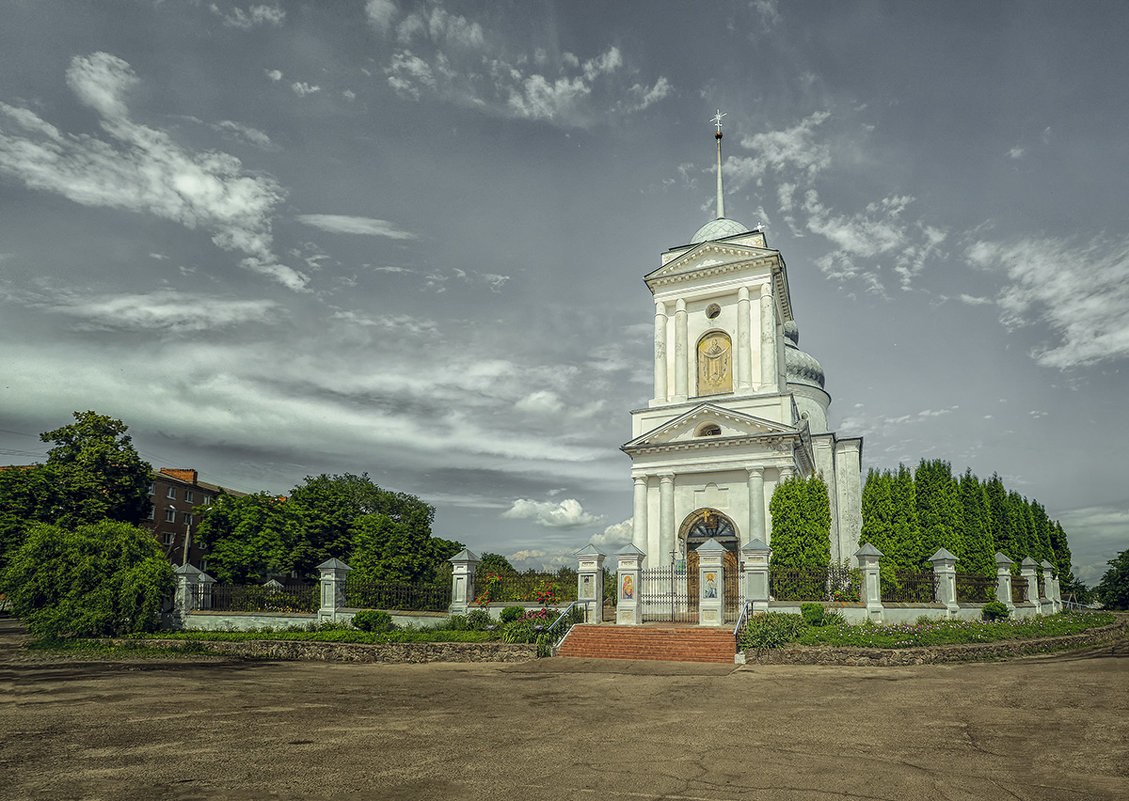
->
xmin=546 ymin=600 xmax=585 ymax=635
xmin=732 ymin=600 xmax=752 ymax=644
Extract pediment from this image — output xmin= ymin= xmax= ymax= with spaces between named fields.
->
xmin=647 ymin=241 xmax=778 ymax=284
xmin=623 ymin=403 xmax=798 ymax=451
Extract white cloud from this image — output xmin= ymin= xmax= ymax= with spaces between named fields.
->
xmin=28 ymin=289 xmax=280 ymax=333
xmin=515 ymin=390 xmax=564 ymax=415
xmin=365 ymin=0 xmax=398 ymax=32
xmin=329 ymin=309 xmax=437 ymax=337
xmin=296 ymin=214 xmax=416 ymax=239
xmin=966 ymin=235 xmax=1129 ymax=368
xmin=501 ymin=498 xmax=602 ymax=528
xmin=290 ymin=81 xmax=321 ymax=97
xmin=215 ymin=120 xmax=273 ymax=148
xmin=265 ymin=69 xmax=283 ymax=81
xmin=728 ymin=111 xmax=832 ymax=186
xmin=959 ymin=294 xmax=993 ymax=306
xmin=0 ymin=53 xmax=305 ymax=291
xmin=590 ymin=518 xmax=633 ymax=549
xmin=210 ymin=3 xmax=285 ymax=29
xmin=1008 ymin=146 xmax=1025 ymax=159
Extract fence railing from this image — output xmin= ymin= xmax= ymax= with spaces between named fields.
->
xmin=770 ymin=566 xmax=861 ymax=602
xmin=344 ymin=577 xmax=452 ymax=612
xmin=198 ymin=583 xmax=318 ymax=614
xmin=882 ymin=571 xmax=938 ymax=604
xmin=472 ymin=572 xmax=578 ymax=605
xmin=955 ymin=573 xmax=997 ymax=603
xmin=1011 ymin=576 xmax=1029 ymax=604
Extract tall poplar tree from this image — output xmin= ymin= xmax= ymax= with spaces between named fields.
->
xmin=956 ymin=469 xmax=995 ymax=577
xmin=769 ymin=474 xmax=831 ymax=570
xmin=859 ymin=469 xmax=898 ymax=590
xmin=983 ymin=474 xmax=1012 ymax=560
xmin=913 ymin=459 xmax=963 ymax=564
xmin=889 ymin=464 xmax=920 ymax=573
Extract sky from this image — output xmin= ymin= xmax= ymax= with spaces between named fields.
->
xmin=1 ymin=1 xmax=1127 ymax=585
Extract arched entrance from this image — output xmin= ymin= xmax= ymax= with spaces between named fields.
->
xmin=680 ymin=509 xmax=740 ymax=615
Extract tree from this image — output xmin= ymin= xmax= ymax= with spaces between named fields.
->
xmin=983 ymin=474 xmax=1012 ymax=560
xmin=0 ymin=466 xmax=61 ymax=572
xmin=956 ymin=470 xmax=995 ymax=577
xmin=0 ymin=520 xmax=174 ymax=638
xmin=1094 ymin=549 xmax=1129 ymax=611
xmin=194 ymin=493 xmax=305 ymax=584
xmin=913 ymin=459 xmax=962 ymax=564
xmin=478 ymin=552 xmax=518 ymax=575
xmin=859 ymin=469 xmax=899 ymax=591
xmin=769 ymin=474 xmax=830 ymax=570
xmin=40 ymin=411 xmax=152 ymax=527
xmin=888 ymin=464 xmax=920 ymax=573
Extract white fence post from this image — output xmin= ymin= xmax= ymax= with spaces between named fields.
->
xmin=855 ymin=543 xmax=884 ymax=623
xmin=695 ymin=538 xmax=726 ymax=627
xmin=317 ymin=558 xmax=351 ymax=623
xmin=575 ymin=544 xmax=606 ymax=623
xmin=615 ymin=544 xmax=644 ymax=625
xmin=740 ymin=538 xmax=771 ymax=614
xmin=995 ymin=552 xmax=1015 ymax=612
xmin=928 ymin=548 xmax=960 ymax=618
xmin=448 ymin=549 xmax=479 ymax=615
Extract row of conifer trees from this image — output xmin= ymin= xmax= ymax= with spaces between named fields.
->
xmin=767 ymin=459 xmax=1073 ymax=586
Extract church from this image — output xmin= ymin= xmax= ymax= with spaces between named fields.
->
xmin=623 ymin=113 xmax=862 ymax=571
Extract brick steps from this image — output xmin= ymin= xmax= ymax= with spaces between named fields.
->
xmin=556 ymin=624 xmax=735 ymax=664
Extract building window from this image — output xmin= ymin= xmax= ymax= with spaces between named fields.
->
xmin=148 ymin=482 xmax=155 ymax=495
xmin=147 ymin=507 xmax=155 ymax=520
xmin=163 ymin=533 xmax=175 ymax=546
xmin=697 ymin=423 xmax=722 ymax=436
xmin=202 ymin=496 xmax=212 ymax=506
xmin=185 ymin=490 xmax=194 ymax=504
xmin=183 ymin=513 xmax=192 ymax=525
xmin=167 ymin=487 xmax=176 ymax=499
xmin=705 ymin=303 xmax=721 ymax=319
xmin=165 ymin=509 xmax=175 ymax=522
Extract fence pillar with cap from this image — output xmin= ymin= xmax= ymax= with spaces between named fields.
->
xmin=855 ymin=543 xmax=884 ymax=623
xmin=740 ymin=538 xmax=771 ymax=614
xmin=928 ymin=548 xmax=960 ymax=618
xmin=616 ymin=544 xmax=645 ymax=625
xmin=1042 ymin=560 xmax=1061 ymax=613
xmin=575 ymin=544 xmax=606 ymax=623
xmin=696 ymin=538 xmax=726 ymax=627
xmin=995 ymin=553 xmax=1015 ymax=612
xmin=173 ymin=563 xmax=214 ymax=621
xmin=1019 ymin=557 xmax=1040 ymax=611
xmin=317 ymin=558 xmax=352 ymax=623
xmin=447 ymin=549 xmax=479 ymax=615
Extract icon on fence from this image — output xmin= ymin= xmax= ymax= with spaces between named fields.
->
xmin=705 ymin=572 xmax=717 ymax=599
xmin=622 ymin=574 xmax=633 ymax=600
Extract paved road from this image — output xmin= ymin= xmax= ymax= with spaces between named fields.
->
xmin=2 ymin=617 xmax=1126 ymax=800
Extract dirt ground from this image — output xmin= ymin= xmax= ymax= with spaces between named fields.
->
xmin=1 ymin=616 xmax=1127 ymax=801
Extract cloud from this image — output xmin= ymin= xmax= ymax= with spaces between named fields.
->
xmin=966 ymin=235 xmax=1129 ymax=368
xmin=0 ymin=53 xmax=306 ymax=291
xmin=215 ymin=120 xmax=273 ymax=148
xmin=727 ymin=111 xmax=831 ymax=188
xmin=296 ymin=214 xmax=416 ymax=239
xmin=264 ymin=69 xmax=283 ymax=81
xmin=1008 ymin=146 xmax=1025 ymax=159
xmin=590 ymin=518 xmax=633 ymax=549
xmin=290 ymin=81 xmax=321 ymax=97
xmin=329 ymin=309 xmax=438 ymax=337
xmin=502 ymin=498 xmax=603 ymax=528
xmin=1055 ymin=503 xmax=1129 ymax=584
xmin=210 ymin=3 xmax=285 ymax=29
xmin=515 ymin=390 xmax=564 ymax=416
xmin=373 ymin=6 xmax=669 ymax=127
xmin=25 ymin=289 xmax=281 ymax=333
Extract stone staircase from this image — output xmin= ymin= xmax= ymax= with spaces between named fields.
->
xmin=555 ymin=624 xmax=736 ymax=664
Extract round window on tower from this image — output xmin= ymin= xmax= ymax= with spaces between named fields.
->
xmin=705 ymin=303 xmax=721 ymax=319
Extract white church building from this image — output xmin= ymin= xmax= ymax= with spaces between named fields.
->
xmin=624 ymin=114 xmax=862 ymax=571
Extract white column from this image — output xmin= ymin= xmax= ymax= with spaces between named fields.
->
xmin=746 ymin=467 xmax=765 ymax=548
xmin=632 ymin=476 xmax=648 ymax=553
xmin=736 ymin=286 xmax=751 ymax=391
xmin=780 ymin=466 xmax=795 ymax=481
xmin=658 ymin=474 xmax=675 ymax=570
xmin=653 ymin=301 xmax=668 ymax=403
xmin=760 ymin=283 xmax=776 ymax=392
xmin=674 ymin=299 xmax=688 ymax=401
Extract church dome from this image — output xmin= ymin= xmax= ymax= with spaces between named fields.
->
xmin=690 ymin=217 xmax=749 ymax=244
xmin=783 ymin=321 xmax=825 ymax=389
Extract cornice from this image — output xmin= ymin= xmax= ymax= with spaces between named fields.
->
xmin=646 ymin=254 xmax=779 ymax=290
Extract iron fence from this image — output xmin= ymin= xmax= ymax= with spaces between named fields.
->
xmin=199 ymin=583 xmax=318 ymax=614
xmin=723 ymin=563 xmax=746 ymax=623
xmin=1011 ymin=576 xmax=1029 ymax=604
xmin=771 ymin=566 xmax=861 ymax=602
xmin=472 ymin=572 xmax=577 ymax=605
xmin=955 ymin=573 xmax=997 ymax=603
xmin=344 ymin=577 xmax=451 ymax=612
xmin=881 ymin=571 xmax=938 ymax=604
xmin=640 ymin=566 xmax=697 ymax=623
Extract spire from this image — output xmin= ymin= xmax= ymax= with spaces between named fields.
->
xmin=711 ymin=109 xmax=726 ymax=219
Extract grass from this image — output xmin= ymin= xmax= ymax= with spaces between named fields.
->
xmin=126 ymin=628 xmax=503 ymax=644
xmin=793 ymin=612 xmax=1116 ymax=649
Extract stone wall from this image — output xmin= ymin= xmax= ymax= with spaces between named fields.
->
xmin=130 ymin=637 xmax=538 ymax=663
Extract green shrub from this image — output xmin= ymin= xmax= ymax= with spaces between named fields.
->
xmin=821 ymin=608 xmax=845 ymax=627
xmin=352 ymin=610 xmax=395 ymax=633
xmin=500 ymin=606 xmax=525 ymax=623
xmin=444 ymin=614 xmax=469 ymax=631
xmin=800 ymin=603 xmax=825 ymax=626
xmin=738 ymin=613 xmax=807 ymax=650
xmin=466 ymin=608 xmax=491 ymax=630
xmin=501 ymin=619 xmax=536 ymax=643
xmin=982 ymin=601 xmax=1010 ymax=621
xmin=0 ymin=521 xmax=175 ymax=638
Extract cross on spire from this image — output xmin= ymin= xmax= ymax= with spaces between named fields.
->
xmin=711 ymin=109 xmax=727 ymax=135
